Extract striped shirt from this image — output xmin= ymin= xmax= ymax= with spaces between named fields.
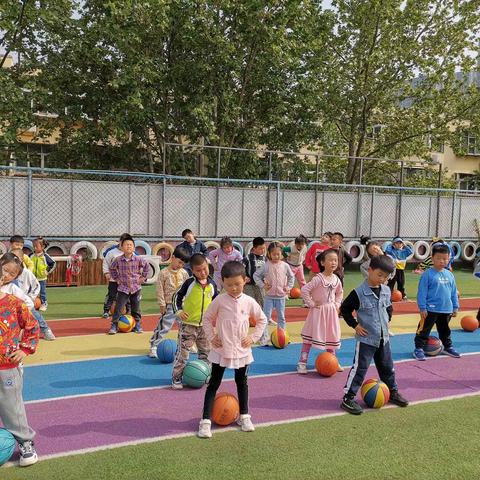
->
xmin=110 ymin=255 xmax=149 ymax=294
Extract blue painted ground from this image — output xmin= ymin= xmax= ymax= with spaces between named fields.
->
xmin=24 ymin=330 xmax=480 ymax=402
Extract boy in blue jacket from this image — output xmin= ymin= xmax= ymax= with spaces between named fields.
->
xmin=414 ymin=243 xmax=460 ymax=361
xmin=384 ymin=236 xmax=413 ymax=299
xmin=340 ymin=255 xmax=409 ymax=415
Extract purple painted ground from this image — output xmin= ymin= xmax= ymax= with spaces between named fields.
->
xmin=26 ymin=355 xmax=480 ymax=457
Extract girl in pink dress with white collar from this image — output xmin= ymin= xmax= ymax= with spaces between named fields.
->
xmin=198 ymin=261 xmax=267 ymax=438
xmin=297 ymin=249 xmax=343 ymax=374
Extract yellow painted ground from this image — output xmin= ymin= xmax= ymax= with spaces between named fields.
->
xmin=24 ymin=311 xmax=477 ymax=366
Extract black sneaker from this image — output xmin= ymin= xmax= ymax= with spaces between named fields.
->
xmin=341 ymin=396 xmax=363 ymax=415
xmin=389 ymin=390 xmax=409 ymax=407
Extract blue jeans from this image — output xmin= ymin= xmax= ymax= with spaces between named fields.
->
xmin=31 ymin=307 xmax=49 ymax=331
xmin=260 ymin=297 xmax=286 ymax=344
xmin=38 ymin=280 xmax=47 ymax=305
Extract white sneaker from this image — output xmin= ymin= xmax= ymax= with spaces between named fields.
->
xmin=297 ymin=362 xmax=308 ymax=374
xmin=42 ymin=328 xmax=56 ymax=341
xmin=39 ymin=304 xmax=47 ymax=312
xmin=19 ymin=440 xmax=38 ymax=467
xmin=237 ymin=414 xmax=255 ymax=432
xmin=197 ymin=419 xmax=212 ymax=438
xmin=171 ymin=379 xmax=183 ymax=390
xmin=267 ymin=318 xmax=277 ymax=326
xmin=388 ymin=329 xmax=395 ymax=336
xmin=337 ymin=365 xmax=344 ymax=372
xmin=148 ymin=346 xmax=157 ymax=358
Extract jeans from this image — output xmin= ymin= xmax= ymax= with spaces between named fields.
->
xmin=30 ymin=308 xmax=49 ymax=331
xmin=112 ymin=290 xmax=142 ymax=330
xmin=39 ymin=280 xmax=47 ymax=305
xmin=259 ymin=296 xmax=286 ymax=344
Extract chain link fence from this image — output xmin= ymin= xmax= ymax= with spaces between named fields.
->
xmin=0 ymin=164 xmax=479 ymax=242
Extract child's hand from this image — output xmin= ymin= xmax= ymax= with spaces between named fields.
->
xmin=284 ymin=287 xmax=290 ymax=295
xmin=105 ymin=273 xmax=111 ymax=281
xmin=159 ymin=305 xmax=166 ymax=315
xmin=314 ymin=301 xmax=322 ymax=308
xmin=264 ymin=282 xmax=271 ymax=291
xmin=355 ymin=325 xmax=368 ymax=336
xmin=241 ymin=336 xmax=253 ymax=348
xmin=211 ymin=334 xmax=223 ymax=348
xmin=139 ymin=277 xmax=146 ymax=284
xmin=420 ymin=311 xmax=428 ymax=321
xmin=452 ymin=310 xmax=458 ymax=317
xmin=178 ymin=311 xmax=189 ymax=322
xmin=8 ymin=350 xmax=26 ymax=363
xmin=245 ymin=277 xmax=251 ymax=284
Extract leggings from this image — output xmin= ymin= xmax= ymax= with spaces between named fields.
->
xmin=202 ymin=363 xmax=249 ymax=420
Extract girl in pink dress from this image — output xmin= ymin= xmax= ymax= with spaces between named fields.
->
xmin=297 ymin=249 xmax=343 ymax=374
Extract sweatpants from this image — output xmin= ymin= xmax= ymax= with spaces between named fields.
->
xmin=414 ymin=311 xmax=452 ymax=349
xmin=388 ymin=269 xmax=406 ymax=296
xmin=149 ymin=304 xmax=177 ymax=348
xmin=202 ymin=364 xmax=249 ymax=419
xmin=244 ymin=284 xmax=264 ymax=308
xmin=172 ymin=324 xmax=210 ymax=382
xmin=344 ymin=339 xmax=397 ymax=398
xmin=112 ymin=290 xmax=142 ymax=331
xmin=0 ymin=368 xmax=35 ymax=443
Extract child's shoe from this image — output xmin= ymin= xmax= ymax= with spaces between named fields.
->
xmin=388 ymin=329 xmax=395 ymax=336
xmin=133 ymin=327 xmax=144 ymax=334
xmin=197 ymin=419 xmax=212 ymax=438
xmin=108 ymin=325 xmax=118 ymax=335
xmin=102 ymin=312 xmax=109 ymax=319
xmin=389 ymin=390 xmax=409 ymax=407
xmin=341 ymin=395 xmax=363 ymax=415
xmin=171 ymin=378 xmax=183 ymax=390
xmin=443 ymin=347 xmax=460 ymax=358
xmin=337 ymin=364 xmax=344 ymax=372
xmin=413 ymin=348 xmax=426 ymax=361
xmin=42 ymin=328 xmax=56 ymax=341
xmin=19 ymin=440 xmax=38 ymax=467
xmin=296 ymin=362 xmax=308 ymax=374
xmin=267 ymin=318 xmax=277 ymax=326
xmin=237 ymin=414 xmax=255 ymax=432
xmin=148 ymin=346 xmax=157 ymax=358
xmin=39 ymin=303 xmax=47 ymax=312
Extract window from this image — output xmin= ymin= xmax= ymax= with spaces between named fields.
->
xmin=456 ymin=173 xmax=479 ymax=191
xmin=464 ymin=133 xmax=480 ymax=155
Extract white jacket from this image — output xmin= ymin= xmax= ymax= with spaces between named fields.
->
xmin=16 ymin=269 xmax=40 ymax=301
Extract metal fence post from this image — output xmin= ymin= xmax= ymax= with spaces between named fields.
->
xmin=449 ymin=191 xmax=456 ymax=239
xmin=162 ymin=143 xmax=166 ymax=175
xmin=27 ymin=167 xmax=33 ymax=237
xmin=275 ymin=181 xmax=280 ymax=239
xmin=396 ymin=162 xmax=404 ymax=235
xmin=313 ymin=155 xmax=320 ymax=237
xmin=214 ymin=148 xmax=221 ymax=237
xmin=266 ymin=153 xmax=272 ymax=237
xmin=369 ymin=187 xmax=375 ymax=237
xmin=161 ymin=176 xmax=166 ymax=238
xmin=435 ymin=164 xmax=443 ymax=236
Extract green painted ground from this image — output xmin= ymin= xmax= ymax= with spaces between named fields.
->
xmin=42 ymin=268 xmax=479 ymax=320
xmin=3 ymin=396 xmax=480 ymax=480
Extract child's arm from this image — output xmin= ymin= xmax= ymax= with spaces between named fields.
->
xmin=139 ymin=258 xmax=149 ymax=282
xmin=253 ymin=264 xmax=265 ymax=289
xmin=202 ymin=299 xmax=220 ymax=343
xmin=417 ymin=270 xmax=429 ymax=317
xmin=285 ymin=264 xmax=295 ymax=291
xmin=249 ymin=300 xmax=268 ymax=343
xmin=451 ymin=275 xmax=459 ymax=314
xmin=172 ymin=278 xmax=190 ymax=320
xmin=24 ymin=255 xmax=35 ymax=272
xmin=109 ymin=258 xmax=119 ymax=282
xmin=340 ymin=290 xmax=368 ymax=336
xmin=28 ymin=273 xmax=41 ymax=301
xmin=282 ymin=246 xmax=291 ymax=259
xmin=44 ymin=253 xmax=56 ymax=273
xmin=156 ymin=271 xmax=166 ymax=312
xmin=208 ymin=248 xmax=219 ymax=266
xmin=343 ymin=247 xmax=352 ymax=265
xmin=199 ymin=241 xmax=208 ymax=256
xmin=334 ymin=280 xmax=344 ymax=310
xmin=384 ymin=244 xmax=395 ymax=257
xmin=300 ymin=276 xmax=320 ymax=308
xmin=17 ymin=301 xmax=40 ymax=357
xmin=304 ymin=245 xmax=314 ymax=270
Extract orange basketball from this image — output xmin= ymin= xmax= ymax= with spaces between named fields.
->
xmin=289 ymin=287 xmax=301 ymax=299
xmin=460 ymin=315 xmax=478 ymax=332
xmin=391 ymin=290 xmax=402 ymax=302
xmin=211 ymin=392 xmax=240 ymax=426
xmin=315 ymin=352 xmax=339 ymax=377
xmin=248 ymin=315 xmax=256 ymax=327
xmin=34 ymin=297 xmax=41 ymax=310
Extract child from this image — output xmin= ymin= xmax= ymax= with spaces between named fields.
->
xmin=340 ymin=255 xmax=409 ymax=414
xmin=359 ymin=236 xmax=395 ymax=280
xmin=304 ymin=232 xmax=332 ymax=276
xmin=9 ymin=235 xmax=34 ymax=272
xmin=8 ymin=250 xmax=56 ymax=340
xmin=108 ymin=235 xmax=149 ymax=334
xmin=30 ymin=237 xmax=56 ymax=311
xmin=414 ymin=243 xmax=460 ymax=361
xmin=254 ymin=242 xmax=295 ymax=345
xmin=414 ymin=238 xmax=455 ymax=274
xmin=0 ymin=262 xmax=40 ymax=467
xmin=330 ymin=232 xmax=352 ymax=285
xmin=243 ymin=237 xmax=266 ymax=307
xmin=297 ymin=249 xmax=343 ymax=374
xmin=148 ymin=246 xmax=190 ymax=358
xmin=282 ymin=235 xmax=308 ymax=288
xmin=208 ymin=236 xmax=243 ymax=290
xmin=171 ymin=253 xmax=219 ymax=389
xmin=198 ymin=261 xmax=267 ymax=438
xmin=177 ymin=229 xmax=208 ymax=273
xmin=384 ymin=237 xmax=413 ymax=299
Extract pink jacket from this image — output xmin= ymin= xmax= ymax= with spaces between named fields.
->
xmin=208 ymin=248 xmax=243 ymax=273
xmin=253 ymin=261 xmax=295 ymax=298
xmin=301 ymin=273 xmax=343 ymax=308
xmin=203 ymin=293 xmax=267 ymax=359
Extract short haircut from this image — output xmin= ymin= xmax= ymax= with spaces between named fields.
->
xmin=221 ymin=261 xmax=246 ymax=280
xmin=332 ymin=232 xmax=344 ymax=239
xmin=323 ymin=231 xmax=333 ymax=237
xmin=369 ymin=255 xmax=395 ymax=274
xmin=182 ymin=229 xmax=193 ymax=238
xmin=295 ymin=234 xmax=308 ymax=245
xmin=172 ymin=246 xmax=191 ymax=263
xmin=316 ymin=248 xmax=339 ymax=272
xmin=9 ymin=235 xmax=24 ymax=245
xmin=432 ymin=244 xmax=450 ymax=256
xmin=190 ymin=252 xmax=207 ymax=268
xmin=0 ymin=252 xmax=24 ymax=276
xmin=220 ymin=236 xmax=233 ymax=248
xmin=120 ymin=234 xmax=134 ymax=245
xmin=252 ymin=237 xmax=265 ymax=248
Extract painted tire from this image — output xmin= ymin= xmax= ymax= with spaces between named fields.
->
xmin=100 ymin=241 xmax=118 ymax=259
xmin=152 ymin=242 xmax=174 ymax=265
xmin=23 ymin=239 xmax=34 ymax=254
xmin=232 ymin=241 xmax=244 ymax=256
xmin=344 ymin=240 xmax=365 ymax=264
xmin=403 ymin=241 xmax=415 ymax=261
xmin=205 ymin=241 xmax=221 ymax=252
xmin=461 ymin=241 xmax=477 ymax=262
xmin=70 ymin=241 xmax=98 ymax=260
xmin=449 ymin=241 xmax=462 ymax=261
xmin=413 ymin=241 xmax=430 ymax=261
xmin=134 ymin=240 xmax=152 ymax=256
xmin=0 ymin=242 xmax=7 ymax=255
xmin=143 ymin=256 xmax=160 ymax=285
xmin=45 ymin=242 xmax=68 ymax=256
xmin=244 ymin=242 xmax=254 ymax=256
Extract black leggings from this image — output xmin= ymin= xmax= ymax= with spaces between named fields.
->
xmin=202 ymin=363 xmax=249 ymax=420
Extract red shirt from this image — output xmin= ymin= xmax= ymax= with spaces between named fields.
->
xmin=304 ymin=243 xmax=330 ymax=273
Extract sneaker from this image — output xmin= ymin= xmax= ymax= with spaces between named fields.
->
xmin=402 ymin=295 xmax=408 ymax=301
xmin=296 ymin=362 xmax=308 ymax=374
xmin=42 ymin=328 xmax=56 ymax=341
xmin=148 ymin=346 xmax=157 ymax=358
xmin=237 ymin=414 xmax=255 ymax=432
xmin=413 ymin=348 xmax=426 ymax=361
xmin=388 ymin=328 xmax=395 ymax=336
xmin=267 ymin=318 xmax=277 ymax=326
xmin=108 ymin=325 xmax=117 ymax=335
xmin=171 ymin=379 xmax=183 ymax=390
xmin=341 ymin=396 xmax=363 ymax=415
xmin=337 ymin=365 xmax=344 ymax=372
xmin=133 ymin=327 xmax=144 ymax=334
xmin=39 ymin=304 xmax=47 ymax=312
xmin=197 ymin=419 xmax=212 ymax=438
xmin=389 ymin=390 xmax=409 ymax=407
xmin=102 ymin=312 xmax=109 ymax=319
xmin=19 ymin=440 xmax=38 ymax=467
xmin=443 ymin=347 xmax=461 ymax=358
xmin=257 ymin=339 xmax=269 ymax=347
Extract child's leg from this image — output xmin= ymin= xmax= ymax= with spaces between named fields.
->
xmin=0 ymin=368 xmax=35 ymax=443
xmin=129 ymin=291 xmax=142 ymax=331
xmin=275 ymin=298 xmax=286 ymax=329
xmin=387 ymin=275 xmax=396 ymax=292
xmin=39 ymin=280 xmax=47 ymax=305
xmin=373 ymin=339 xmax=398 ymax=391
xmin=414 ymin=311 xmax=436 ymax=349
xmin=299 ymin=342 xmax=312 ymax=363
xmin=103 ymin=281 xmax=118 ymax=314
xmin=172 ymin=324 xmax=196 ymax=382
xmin=234 ymin=366 xmax=249 ymax=415
xmin=111 ymin=292 xmax=129 ymax=327
xmin=214 ymin=272 xmax=223 ymax=291
xmin=202 ymin=363 xmax=226 ymax=419
xmin=150 ymin=304 xmax=175 ymax=347
xmin=30 ymin=308 xmax=50 ymax=331
xmin=435 ymin=313 xmax=453 ymax=349
xmin=343 ymin=341 xmax=376 ymax=398
xmin=259 ymin=297 xmax=274 ymax=344
xmin=294 ymin=265 xmax=306 ymax=288
xmin=196 ymin=325 xmax=211 ymax=362
xmin=396 ymin=270 xmax=406 ymax=297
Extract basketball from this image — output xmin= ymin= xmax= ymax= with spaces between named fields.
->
xmin=361 ymin=378 xmax=390 ymax=408
xmin=183 ymin=360 xmax=211 ymax=388
xmin=110 ymin=302 xmax=127 ymax=315
xmin=0 ymin=428 xmax=15 ymax=466
xmin=34 ymin=297 xmax=41 ymax=310
xmin=211 ymin=392 xmax=240 ymax=426
xmin=289 ymin=287 xmax=301 ymax=299
xmin=271 ymin=328 xmax=290 ymax=348
xmin=249 ymin=315 xmax=256 ymax=327
xmin=424 ymin=336 xmax=443 ymax=356
xmin=156 ymin=339 xmax=177 ymax=363
xmin=315 ymin=351 xmax=339 ymax=377
xmin=391 ymin=290 xmax=402 ymax=302
xmin=460 ymin=315 xmax=478 ymax=332
xmin=118 ymin=314 xmax=135 ymax=333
